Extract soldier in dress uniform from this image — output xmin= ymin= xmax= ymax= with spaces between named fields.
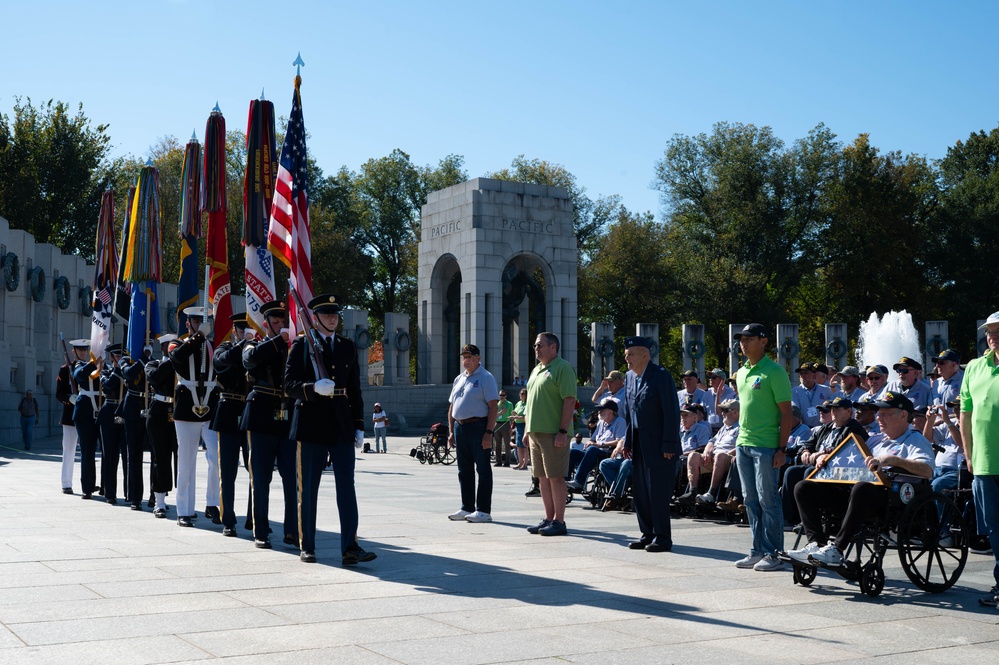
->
xmin=241 ymin=300 xmax=299 ymax=549
xmin=71 ymin=339 xmax=102 ymax=500
xmin=120 ymin=343 xmax=149 ymax=511
xmin=212 ymin=312 xmax=253 ymax=537
xmin=170 ymin=306 xmax=221 ymax=528
xmin=56 ymin=343 xmax=82 ymax=494
xmin=285 ymin=293 xmax=375 ymax=565
xmin=98 ymin=343 xmax=126 ymax=505
xmin=146 ymin=334 xmax=179 ymax=519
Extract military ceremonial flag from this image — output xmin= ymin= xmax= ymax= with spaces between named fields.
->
xmin=203 ymin=108 xmax=232 ymax=347
xmin=267 ymin=69 xmax=312 ymax=335
xmin=112 ymin=186 xmax=135 ymax=321
xmin=243 ymin=98 xmax=277 ymax=335
xmin=90 ymin=190 xmax=118 ymax=359
xmin=177 ymin=136 xmax=202 ymax=332
xmin=124 ymin=164 xmax=162 ymax=359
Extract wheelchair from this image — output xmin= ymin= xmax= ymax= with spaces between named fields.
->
xmin=779 ymin=473 xmax=969 ymax=597
xmin=413 ymin=422 xmax=455 ymax=465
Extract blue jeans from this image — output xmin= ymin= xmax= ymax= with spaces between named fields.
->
xmin=599 ymin=457 xmax=633 ymax=497
xmin=454 ymin=419 xmax=492 ymax=514
xmin=374 ymin=428 xmax=387 ymax=452
xmin=972 ymin=475 xmax=999 ymax=586
xmin=20 ymin=416 xmax=35 ymax=449
xmin=736 ymin=446 xmax=783 ymax=556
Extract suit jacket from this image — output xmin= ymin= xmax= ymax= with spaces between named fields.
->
xmin=211 ymin=338 xmax=249 ymax=433
xmin=169 ymin=335 xmax=217 ymax=422
xmin=621 ymin=362 xmax=681 ymax=458
xmin=285 ymin=332 xmax=363 ymax=444
xmin=240 ymin=334 xmax=293 ymax=436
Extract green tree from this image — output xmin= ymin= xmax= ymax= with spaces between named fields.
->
xmin=935 ymin=126 xmax=999 ymax=356
xmin=0 ymin=97 xmax=122 ymax=261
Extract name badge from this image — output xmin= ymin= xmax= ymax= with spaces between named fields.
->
xmin=807 ymin=407 xmax=819 ymax=418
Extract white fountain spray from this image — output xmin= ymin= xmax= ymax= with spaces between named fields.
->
xmin=855 ymin=311 xmax=922 ymax=384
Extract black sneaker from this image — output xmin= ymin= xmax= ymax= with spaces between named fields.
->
xmin=527 ymin=519 xmax=551 ymax=534
xmin=525 ymin=487 xmax=541 ymax=497
xmin=979 ymin=586 xmax=999 ymax=607
xmin=342 ymin=546 xmax=377 ymax=566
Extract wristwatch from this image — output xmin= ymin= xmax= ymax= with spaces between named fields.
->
xmin=485 ymin=429 xmax=493 ymax=434
xmin=558 ymin=428 xmax=568 ymax=434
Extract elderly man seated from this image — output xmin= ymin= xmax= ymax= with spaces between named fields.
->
xmin=598 ymin=439 xmax=633 ymax=511
xmin=675 ymin=402 xmax=715 ymax=503
xmin=688 ymin=399 xmax=741 ymax=506
xmin=566 ymin=399 xmax=626 ymax=492
xmin=788 ymin=392 xmax=934 ymax=566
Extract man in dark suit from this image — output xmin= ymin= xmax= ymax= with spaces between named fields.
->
xmin=241 ymin=301 xmax=299 ymax=548
xmin=620 ymin=336 xmax=681 ymax=552
xmin=285 ymin=293 xmax=375 ymax=566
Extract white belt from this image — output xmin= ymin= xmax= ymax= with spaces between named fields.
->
xmin=152 ymin=394 xmax=174 ymax=404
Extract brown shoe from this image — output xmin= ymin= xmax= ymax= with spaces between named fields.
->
xmin=718 ymin=497 xmax=741 ymax=511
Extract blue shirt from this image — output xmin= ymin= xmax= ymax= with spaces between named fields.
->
xmin=677 ymin=387 xmax=713 ymax=411
xmin=886 ymin=378 xmax=932 ymax=411
xmin=933 ymin=370 xmax=964 ymax=406
xmin=792 ymin=383 xmax=833 ymax=428
xmin=680 ymin=421 xmax=712 ymax=453
xmin=449 ymin=365 xmax=499 ymax=420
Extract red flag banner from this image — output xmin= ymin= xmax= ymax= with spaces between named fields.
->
xmin=203 ymin=110 xmax=232 ymax=347
xmin=267 ymin=78 xmax=312 ymax=335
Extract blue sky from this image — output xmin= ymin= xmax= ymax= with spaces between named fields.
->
xmin=3 ymin=1 xmax=997 ymax=216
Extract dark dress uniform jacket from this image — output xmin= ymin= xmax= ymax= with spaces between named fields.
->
xmin=145 ymin=359 xmax=176 ymax=411
xmin=56 ymin=364 xmax=75 ymax=426
xmin=72 ymin=362 xmax=100 ymax=423
xmin=120 ymin=360 xmax=146 ymax=422
xmin=285 ymin=332 xmax=364 ymax=444
xmin=211 ymin=339 xmax=249 ymax=433
xmin=169 ymin=336 xmax=217 ymax=423
xmin=240 ymin=335 xmax=292 ymax=437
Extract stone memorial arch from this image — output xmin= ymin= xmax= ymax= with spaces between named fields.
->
xmin=417 ymin=178 xmax=577 ymax=385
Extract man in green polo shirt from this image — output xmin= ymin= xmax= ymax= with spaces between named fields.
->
xmin=961 ymin=311 xmax=999 ymax=606
xmin=733 ymin=323 xmax=793 ymax=572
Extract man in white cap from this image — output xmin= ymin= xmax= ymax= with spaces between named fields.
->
xmin=961 ymin=311 xmax=999 ymax=606
xmin=69 ymin=339 xmax=102 ymax=500
xmin=170 ymin=306 xmax=220 ymax=528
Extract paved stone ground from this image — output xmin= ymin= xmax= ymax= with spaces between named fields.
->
xmin=1 ymin=436 xmax=997 ymax=664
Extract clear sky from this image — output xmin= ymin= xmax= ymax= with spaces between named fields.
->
xmin=3 ymin=0 xmax=997 ymax=216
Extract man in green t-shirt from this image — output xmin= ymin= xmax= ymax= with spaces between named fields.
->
xmin=494 ymin=391 xmax=514 ymax=466
xmin=523 ymin=332 xmax=578 ymax=537
xmin=733 ymin=323 xmax=793 ymax=572
xmin=960 ymin=311 xmax=999 ymax=606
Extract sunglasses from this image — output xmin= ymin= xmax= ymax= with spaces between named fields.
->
xmin=897 ymin=369 xmax=911 ymax=375
xmin=866 ymin=374 xmax=883 ymax=380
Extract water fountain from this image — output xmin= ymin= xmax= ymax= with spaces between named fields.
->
xmin=855 ymin=311 xmax=922 ymax=384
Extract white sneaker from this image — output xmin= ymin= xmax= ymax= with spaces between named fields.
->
xmin=448 ymin=509 xmax=471 ymax=521
xmin=753 ymin=554 xmax=784 ymax=572
xmin=938 ymin=535 xmax=954 ymax=548
xmin=695 ymin=492 xmax=716 ymax=505
xmin=465 ymin=511 xmax=492 ymax=523
xmin=735 ymin=553 xmax=764 ymax=569
xmin=787 ymin=541 xmax=822 ymax=563
xmin=809 ymin=543 xmax=843 ymax=566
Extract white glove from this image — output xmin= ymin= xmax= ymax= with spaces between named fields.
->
xmin=118 ymin=357 xmax=130 ymax=369
xmin=244 ymin=329 xmax=255 ymax=341
xmin=69 ymin=395 xmax=78 ymax=405
xmin=355 ymin=430 xmax=365 ymax=449
xmin=314 ymin=378 xmax=336 ymax=396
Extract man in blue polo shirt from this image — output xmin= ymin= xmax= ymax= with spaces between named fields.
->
xmin=447 ymin=344 xmax=499 ymax=524
xmin=931 ymin=349 xmax=964 ymax=406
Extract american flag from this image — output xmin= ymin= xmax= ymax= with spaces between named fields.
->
xmin=807 ymin=433 xmax=884 ymax=485
xmin=267 ymin=82 xmax=313 ymax=335
xmin=95 ymin=287 xmax=112 ymax=306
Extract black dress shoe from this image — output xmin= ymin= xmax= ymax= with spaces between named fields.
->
xmin=254 ymin=539 xmax=272 ymax=549
xmin=153 ymin=508 xmax=167 ymax=518
xmin=222 ymin=527 xmax=237 ymax=537
xmin=178 ymin=516 xmax=194 ymax=527
xmin=300 ymin=550 xmax=316 ymax=563
xmin=147 ymin=496 xmax=155 ymax=508
xmin=645 ymin=542 xmax=672 ymax=553
xmin=342 ymin=546 xmax=377 ymax=566
xmin=62 ymin=488 xmax=73 ymax=495
xmin=131 ymin=504 xmax=143 ymax=511
xmin=283 ymin=534 xmax=298 ymax=546
xmin=628 ymin=539 xmax=652 ymax=550
xmin=205 ymin=506 xmax=222 ymax=525
xmin=106 ymin=498 xmax=118 ymax=506
xmin=82 ymin=493 xmax=92 ymax=500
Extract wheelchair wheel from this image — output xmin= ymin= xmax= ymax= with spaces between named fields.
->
xmin=437 ymin=444 xmax=455 ymax=466
xmin=860 ymin=563 xmax=884 ymax=597
xmin=589 ymin=472 xmax=608 ymax=508
xmin=417 ymin=439 xmax=429 ymax=465
xmin=897 ymin=493 xmax=968 ymax=593
xmin=792 ymin=564 xmax=816 ymax=587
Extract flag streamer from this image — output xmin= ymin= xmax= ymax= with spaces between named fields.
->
xmin=244 ymin=98 xmax=278 ymax=334
xmin=124 ymin=165 xmax=161 ymax=282
xmin=204 ymin=109 xmax=232 ymax=346
xmin=90 ymin=190 xmax=119 ymax=358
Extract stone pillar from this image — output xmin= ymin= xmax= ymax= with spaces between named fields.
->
xmin=636 ymin=323 xmax=660 ymax=365
xmin=924 ymin=321 xmax=948 ymax=370
xmin=776 ymin=324 xmax=800 ymax=373
xmin=341 ymin=309 xmax=370 ymax=387
xmin=382 ymin=313 xmax=411 ymax=386
xmin=728 ymin=323 xmax=748 ymax=377
xmin=824 ymin=323 xmax=848 ymax=371
xmin=590 ymin=322 xmax=614 ymax=386
xmin=682 ymin=324 xmax=705 ymax=377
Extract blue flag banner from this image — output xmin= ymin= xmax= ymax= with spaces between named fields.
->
xmin=806 ymin=433 xmax=887 ymax=485
xmin=126 ymin=281 xmax=161 ymax=360
xmin=177 ymin=233 xmax=198 ymax=331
